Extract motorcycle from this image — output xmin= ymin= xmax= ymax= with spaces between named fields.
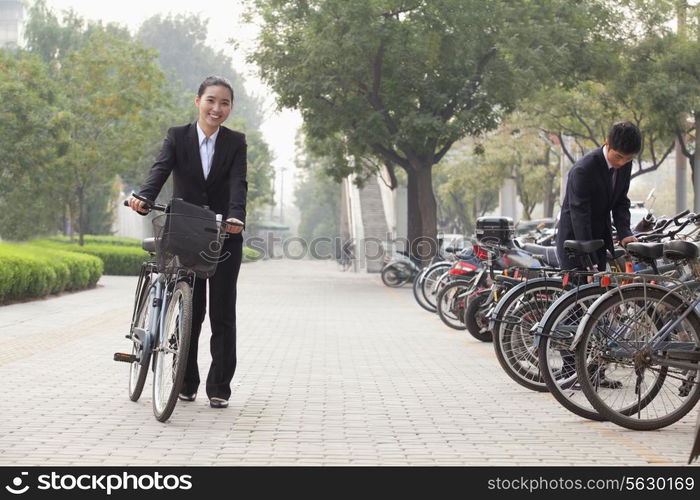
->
xmin=381 ymin=250 xmax=421 ymax=287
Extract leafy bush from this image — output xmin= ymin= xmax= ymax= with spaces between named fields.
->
xmin=46 ymin=235 xmax=141 ymax=247
xmin=243 ymin=246 xmax=263 ymax=263
xmin=33 ymin=240 xmax=148 ymax=276
xmin=0 ymin=243 xmax=103 ymax=303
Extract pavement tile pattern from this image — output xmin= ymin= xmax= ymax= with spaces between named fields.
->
xmin=0 ymin=259 xmax=696 ymax=466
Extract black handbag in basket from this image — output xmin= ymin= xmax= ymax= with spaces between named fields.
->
xmin=157 ymin=199 xmax=222 ymax=278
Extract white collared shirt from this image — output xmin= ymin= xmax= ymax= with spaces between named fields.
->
xmin=196 ymin=122 xmax=220 ymax=180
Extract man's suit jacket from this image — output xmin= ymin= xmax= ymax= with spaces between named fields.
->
xmin=556 ymin=147 xmax=633 ymax=269
xmin=139 ymin=122 xmax=248 ymax=226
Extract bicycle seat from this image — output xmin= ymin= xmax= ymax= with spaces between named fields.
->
xmin=663 ymin=240 xmax=699 ymax=261
xmin=142 ymin=237 xmax=156 ymax=253
xmin=625 ymin=242 xmax=664 ymax=261
xmin=520 ymin=243 xmax=560 ymax=268
xmin=563 ymin=240 xmax=604 ymax=255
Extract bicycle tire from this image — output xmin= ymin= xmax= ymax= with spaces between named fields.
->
xmin=412 ymin=266 xmax=432 ymax=311
xmin=436 ymin=279 xmax=473 ymax=330
xmin=425 ymin=269 xmax=451 ymax=310
xmin=128 ymin=277 xmax=152 ymax=402
xmin=152 ymin=280 xmax=193 ymax=422
xmin=575 ymin=285 xmax=700 ymax=430
xmin=416 ymin=262 xmax=451 ymax=312
xmin=536 ymin=285 xmax=606 ymax=421
xmin=464 ymin=289 xmax=493 ymax=342
xmin=493 ymin=279 xmax=565 ymax=392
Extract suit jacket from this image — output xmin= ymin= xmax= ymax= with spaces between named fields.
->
xmin=139 ymin=122 xmax=248 ymax=224
xmin=556 ymin=147 xmax=633 ymax=269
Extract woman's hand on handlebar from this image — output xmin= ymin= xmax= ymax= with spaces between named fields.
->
xmin=127 ymin=196 xmax=150 ymax=215
xmin=225 ymin=218 xmax=245 ymax=234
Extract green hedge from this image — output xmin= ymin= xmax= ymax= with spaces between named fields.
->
xmin=33 ymin=240 xmax=149 ymax=276
xmin=46 ymin=235 xmax=141 ymax=247
xmin=243 ymin=247 xmax=262 ymax=263
xmin=0 ymin=243 xmax=103 ymax=303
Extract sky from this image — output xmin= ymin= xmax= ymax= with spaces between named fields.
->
xmin=42 ymin=0 xmax=302 ymax=218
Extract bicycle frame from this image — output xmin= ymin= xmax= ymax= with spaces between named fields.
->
xmin=571 ymin=280 xmax=700 ymax=367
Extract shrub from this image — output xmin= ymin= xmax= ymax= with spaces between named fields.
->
xmin=0 ymin=243 xmax=103 ymax=303
xmin=46 ymin=235 xmax=141 ymax=247
xmin=33 ymin=240 xmax=148 ymax=276
xmin=243 ymin=246 xmax=263 ymax=263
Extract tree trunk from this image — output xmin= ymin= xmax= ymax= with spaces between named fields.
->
xmin=542 ymin=146 xmax=556 ymax=218
xmin=694 ymin=112 xmax=700 ymax=213
xmin=406 ymin=164 xmax=437 ymax=263
xmin=77 ymin=187 xmax=85 ymax=247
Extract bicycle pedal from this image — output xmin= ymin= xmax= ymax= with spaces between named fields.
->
xmin=113 ymin=352 xmax=138 ymax=363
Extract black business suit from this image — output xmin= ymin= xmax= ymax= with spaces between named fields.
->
xmin=556 ymin=147 xmax=633 ymax=270
xmin=139 ymin=122 xmax=247 ymax=400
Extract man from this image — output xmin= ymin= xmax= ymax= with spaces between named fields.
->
xmin=555 ymin=121 xmax=641 ymax=390
xmin=556 ymin=121 xmax=641 ymax=271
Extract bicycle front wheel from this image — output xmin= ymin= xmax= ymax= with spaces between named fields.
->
xmin=436 ymin=279 xmax=472 ymax=330
xmin=575 ymin=285 xmax=700 ymax=430
xmin=537 ymin=285 xmax=606 ymax=421
xmin=493 ymin=279 xmax=565 ymax=392
xmin=153 ymin=280 xmax=193 ymax=422
xmin=415 ymin=263 xmax=450 ymax=312
xmin=128 ymin=277 xmax=152 ymax=402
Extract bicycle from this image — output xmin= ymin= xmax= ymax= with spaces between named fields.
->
xmin=572 ymin=238 xmax=700 ymax=430
xmin=535 ymin=218 xmax=692 ymax=421
xmin=114 ymin=194 xmax=242 ymax=422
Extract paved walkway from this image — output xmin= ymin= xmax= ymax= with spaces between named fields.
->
xmin=0 ymin=259 xmax=697 ymax=466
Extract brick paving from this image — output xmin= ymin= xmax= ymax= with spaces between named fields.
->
xmin=0 ymin=259 xmax=697 ymax=466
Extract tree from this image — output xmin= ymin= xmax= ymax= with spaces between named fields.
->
xmin=622 ymin=1 xmax=700 ymax=208
xmin=252 ymin=0 xmax=614 ymax=258
xmin=433 ymin=141 xmax=501 ymax=235
xmin=0 ymin=50 xmax=62 ymax=240
xmin=54 ymin=30 xmax=172 ymax=245
xmin=294 ymin=150 xmax=341 ymax=242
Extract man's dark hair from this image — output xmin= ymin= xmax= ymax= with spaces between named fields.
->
xmin=197 ymin=76 xmax=234 ymax=101
xmin=607 ymin=121 xmax=642 ymax=154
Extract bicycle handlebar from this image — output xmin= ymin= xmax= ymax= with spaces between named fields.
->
xmin=123 ymin=194 xmax=244 ymax=229
xmin=635 ymin=208 xmax=691 ymax=241
xmin=123 ymin=193 xmax=166 ymax=214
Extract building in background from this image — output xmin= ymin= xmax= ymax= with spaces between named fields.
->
xmin=0 ymin=0 xmax=23 ymax=47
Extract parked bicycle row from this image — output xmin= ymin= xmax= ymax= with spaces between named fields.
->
xmin=400 ymin=210 xmax=699 ymax=463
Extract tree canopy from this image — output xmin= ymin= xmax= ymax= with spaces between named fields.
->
xmin=252 ymin=0 xmax=617 ymax=252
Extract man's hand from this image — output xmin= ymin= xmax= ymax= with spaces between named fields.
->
xmin=225 ymin=218 xmax=244 ymax=234
xmin=620 ymin=235 xmax=637 ymax=247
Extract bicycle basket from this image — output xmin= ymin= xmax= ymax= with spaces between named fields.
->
xmin=152 ymin=199 xmax=223 ymax=278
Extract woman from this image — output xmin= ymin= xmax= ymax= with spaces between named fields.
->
xmin=127 ymin=76 xmax=247 ymax=409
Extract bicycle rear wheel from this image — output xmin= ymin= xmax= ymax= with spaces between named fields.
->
xmin=436 ymin=279 xmax=472 ymax=330
xmin=575 ymin=286 xmax=700 ymax=430
xmin=464 ymin=288 xmax=493 ymax=342
xmin=153 ymin=280 xmax=193 ymax=422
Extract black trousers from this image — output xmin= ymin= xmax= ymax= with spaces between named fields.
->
xmin=182 ymin=234 xmax=242 ymax=400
